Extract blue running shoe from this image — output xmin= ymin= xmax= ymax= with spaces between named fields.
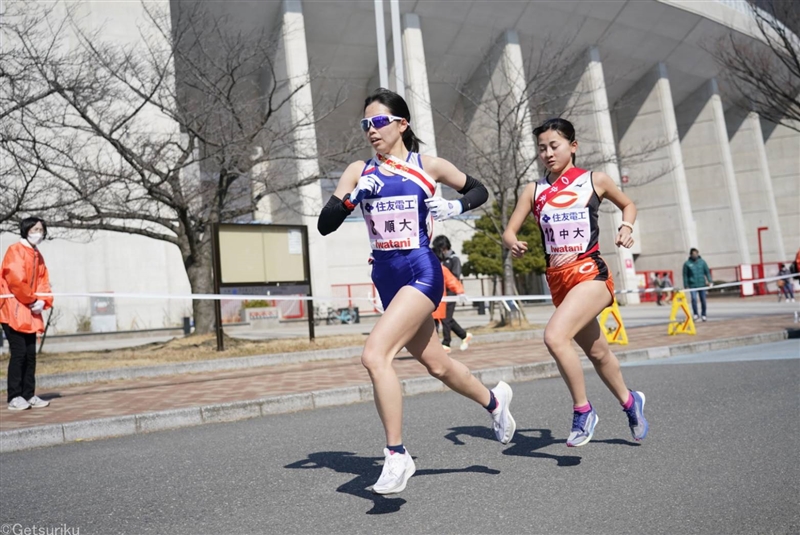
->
xmin=624 ymin=390 xmax=648 ymax=441
xmin=566 ymin=405 xmax=599 ymax=447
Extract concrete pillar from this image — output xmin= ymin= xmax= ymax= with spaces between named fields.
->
xmin=565 ymin=47 xmax=639 ymax=303
xmin=615 ymin=62 xmax=696 ymax=283
xmin=270 ymin=0 xmax=331 ymax=297
xmin=461 ymin=30 xmax=536 ymax=182
xmin=401 ymin=13 xmax=436 ymax=157
xmin=675 ymin=79 xmax=750 ymax=267
xmin=726 ymin=108 xmax=786 ymax=263
xmin=500 ymin=30 xmax=537 ymax=179
xmin=762 ymin=119 xmax=800 ymax=260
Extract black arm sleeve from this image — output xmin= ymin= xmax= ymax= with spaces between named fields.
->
xmin=317 ymin=195 xmax=354 ymax=236
xmin=457 ymin=175 xmax=489 ymax=212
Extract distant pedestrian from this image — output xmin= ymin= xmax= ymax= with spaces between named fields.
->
xmin=652 ymin=273 xmax=664 ymax=306
xmin=0 ymin=217 xmax=53 ymax=411
xmin=682 ymin=248 xmax=711 ymax=321
xmin=432 ymin=265 xmax=470 ymax=352
xmin=660 ymin=272 xmax=673 ymax=304
xmin=777 ymin=264 xmax=795 ymax=302
xmin=432 ymin=235 xmax=472 ymax=351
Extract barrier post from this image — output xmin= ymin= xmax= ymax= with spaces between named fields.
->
xmin=599 ymin=300 xmax=628 ymax=345
xmin=667 ymin=290 xmax=696 ymax=335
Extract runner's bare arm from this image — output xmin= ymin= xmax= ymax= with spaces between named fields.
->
xmin=333 ymin=161 xmax=367 ymax=199
xmin=502 ymin=183 xmax=536 ymax=258
xmin=594 ymin=172 xmax=636 ymax=248
xmin=420 ymin=155 xmax=467 ymax=189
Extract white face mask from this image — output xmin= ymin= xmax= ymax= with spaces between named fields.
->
xmin=27 ymin=233 xmax=43 ymax=246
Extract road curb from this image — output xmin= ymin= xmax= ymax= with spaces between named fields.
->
xmin=0 ymin=329 xmax=791 ymax=453
xmin=0 ymin=330 xmax=544 ymax=392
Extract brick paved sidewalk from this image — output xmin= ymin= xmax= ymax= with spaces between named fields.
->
xmin=0 ymin=315 xmax=794 ymax=432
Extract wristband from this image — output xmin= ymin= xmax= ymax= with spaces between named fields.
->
xmin=618 ymin=221 xmax=634 ymax=232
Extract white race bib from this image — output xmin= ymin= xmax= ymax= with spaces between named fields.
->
xmin=540 ymin=207 xmax=590 ymax=255
xmin=363 ymin=195 xmax=420 ymax=251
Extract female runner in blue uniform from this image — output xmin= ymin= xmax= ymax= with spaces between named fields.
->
xmin=318 ymin=88 xmax=515 ymax=495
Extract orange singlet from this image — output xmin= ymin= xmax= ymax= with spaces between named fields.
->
xmin=532 ymin=168 xmax=614 ymax=307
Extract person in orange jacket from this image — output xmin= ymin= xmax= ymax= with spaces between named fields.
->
xmin=433 ymin=265 xmax=470 ymax=353
xmin=1 ymin=217 xmax=53 ymax=410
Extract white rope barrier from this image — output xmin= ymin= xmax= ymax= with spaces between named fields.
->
xmin=0 ymin=274 xmax=795 ymax=303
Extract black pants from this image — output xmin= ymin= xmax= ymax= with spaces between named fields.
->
xmin=441 ymin=302 xmax=467 ymax=347
xmin=2 ymin=323 xmax=37 ymax=402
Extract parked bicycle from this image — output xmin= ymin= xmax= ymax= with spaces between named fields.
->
xmin=313 ymin=306 xmax=356 ymax=325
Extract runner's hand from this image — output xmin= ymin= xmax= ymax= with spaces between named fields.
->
xmin=457 ymin=293 xmax=470 ymax=305
xmin=615 ymin=227 xmax=634 ymax=248
xmin=510 ymin=241 xmax=528 ymax=258
xmin=424 ymin=197 xmax=463 ymax=221
xmin=350 ymin=174 xmax=384 ymax=206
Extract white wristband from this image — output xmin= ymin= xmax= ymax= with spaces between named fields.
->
xmin=618 ymin=221 xmax=634 ymax=232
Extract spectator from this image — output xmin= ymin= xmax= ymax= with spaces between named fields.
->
xmin=432 ymin=235 xmax=473 ymax=351
xmin=777 ymin=263 xmax=795 ymax=302
xmin=0 ymin=217 xmax=53 ymax=411
xmin=433 ymin=265 xmax=469 ymax=352
xmin=682 ymin=248 xmax=711 ymax=322
xmin=661 ymin=272 xmax=673 ymax=304
xmin=652 ymin=273 xmax=664 ymax=306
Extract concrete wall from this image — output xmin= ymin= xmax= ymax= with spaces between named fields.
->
xmin=675 ymin=79 xmax=749 ymax=268
xmin=762 ymin=120 xmax=800 ymax=261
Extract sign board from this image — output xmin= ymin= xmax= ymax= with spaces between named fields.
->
xmin=739 ymin=264 xmax=754 ymax=297
xmin=212 ymin=223 xmax=315 ymax=348
xmin=218 ymin=224 xmax=308 ymax=284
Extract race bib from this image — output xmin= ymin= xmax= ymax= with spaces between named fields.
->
xmin=540 ymin=208 xmax=590 ymax=255
xmin=363 ymin=195 xmax=420 ymax=251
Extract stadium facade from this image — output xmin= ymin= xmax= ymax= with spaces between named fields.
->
xmin=2 ymin=0 xmax=797 ymax=333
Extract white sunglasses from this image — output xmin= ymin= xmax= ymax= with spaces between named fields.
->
xmin=360 ymin=114 xmax=405 ymax=132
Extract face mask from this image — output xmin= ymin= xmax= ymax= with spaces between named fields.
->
xmin=27 ymin=233 xmax=43 ymax=246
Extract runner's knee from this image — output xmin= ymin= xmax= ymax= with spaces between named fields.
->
xmin=361 ymin=347 xmax=390 ymax=373
xmin=543 ymin=328 xmax=570 ymax=354
xmin=419 ymin=354 xmax=448 ymax=379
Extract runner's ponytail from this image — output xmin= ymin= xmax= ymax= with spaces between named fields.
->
xmin=402 ymin=127 xmax=421 ymax=153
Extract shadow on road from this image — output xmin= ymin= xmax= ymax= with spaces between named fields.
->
xmin=285 ymin=451 xmax=500 ymax=515
xmin=444 ymin=426 xmax=638 ymax=467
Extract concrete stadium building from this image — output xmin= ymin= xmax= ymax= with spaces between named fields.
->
xmin=3 ymin=0 xmax=797 ymax=333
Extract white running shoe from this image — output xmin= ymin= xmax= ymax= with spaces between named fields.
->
xmin=372 ymin=448 xmax=416 ymax=495
xmin=442 ymin=344 xmax=452 ymax=354
xmin=459 ymin=332 xmax=473 ymax=351
xmin=8 ymin=396 xmax=31 ymax=411
xmin=490 ymin=381 xmax=516 ymax=444
xmin=28 ymin=395 xmax=50 ymax=408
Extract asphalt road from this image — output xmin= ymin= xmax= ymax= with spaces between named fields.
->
xmin=1 ymin=340 xmax=798 ymax=535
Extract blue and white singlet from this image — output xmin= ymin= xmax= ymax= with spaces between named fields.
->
xmin=360 ymin=152 xmax=443 ymax=309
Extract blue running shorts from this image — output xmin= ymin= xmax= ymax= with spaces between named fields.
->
xmin=371 ymin=247 xmax=443 ymax=310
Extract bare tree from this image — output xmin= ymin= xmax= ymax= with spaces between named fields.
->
xmin=0 ymin=1 xmax=348 ymax=333
xmin=708 ymin=0 xmax=800 ymax=131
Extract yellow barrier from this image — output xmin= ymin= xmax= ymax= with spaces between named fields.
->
xmin=668 ymin=290 xmax=696 ymax=335
xmin=600 ymin=300 xmax=628 ymax=345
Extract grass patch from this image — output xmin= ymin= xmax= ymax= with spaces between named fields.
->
xmin=0 ymin=320 xmax=543 ymax=378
